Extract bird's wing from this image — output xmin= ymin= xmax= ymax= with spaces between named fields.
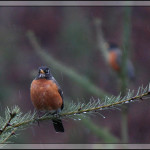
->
xmin=52 ymin=77 xmax=64 ymax=110
xmin=115 ymin=48 xmax=122 ymax=67
xmin=116 ymin=49 xmax=135 ymax=80
xmin=127 ymin=60 xmax=135 ymax=80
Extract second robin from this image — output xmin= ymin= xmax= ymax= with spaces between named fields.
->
xmin=30 ymin=66 xmax=64 ymax=132
xmin=107 ymin=43 xmax=135 ymax=80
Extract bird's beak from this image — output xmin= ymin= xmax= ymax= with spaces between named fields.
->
xmin=39 ymin=69 xmax=45 ymax=78
xmin=40 ymin=69 xmax=45 ymax=74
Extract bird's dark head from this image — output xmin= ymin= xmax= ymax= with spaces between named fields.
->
xmin=36 ymin=66 xmax=52 ymax=80
xmin=108 ymin=43 xmax=119 ymax=51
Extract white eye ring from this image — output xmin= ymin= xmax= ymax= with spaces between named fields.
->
xmin=46 ymin=69 xmax=49 ymax=74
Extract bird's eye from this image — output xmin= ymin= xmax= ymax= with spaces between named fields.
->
xmin=45 ymin=69 xmax=49 ymax=74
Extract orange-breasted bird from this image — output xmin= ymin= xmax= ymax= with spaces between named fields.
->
xmin=107 ymin=43 xmax=135 ymax=80
xmin=30 ymin=66 xmax=64 ymax=132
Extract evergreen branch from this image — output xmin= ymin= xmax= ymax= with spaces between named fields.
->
xmin=0 ymin=106 xmax=37 ymax=143
xmin=0 ymin=107 xmax=17 ymax=135
xmin=120 ymin=7 xmax=132 ymax=143
xmin=26 ymin=30 xmax=110 ymax=98
xmin=0 ymin=128 xmax=17 ymax=144
xmin=0 ymin=116 xmax=12 ymax=136
xmin=61 ymin=88 xmax=150 ymax=117
xmin=93 ymin=18 xmax=109 ymax=62
xmin=0 ymin=83 xmax=150 ymax=143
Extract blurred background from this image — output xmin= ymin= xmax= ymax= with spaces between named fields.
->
xmin=0 ymin=6 xmax=150 ymax=145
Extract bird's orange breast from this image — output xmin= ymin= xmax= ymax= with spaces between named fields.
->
xmin=30 ymin=79 xmax=63 ymax=111
xmin=108 ymin=51 xmax=120 ymax=71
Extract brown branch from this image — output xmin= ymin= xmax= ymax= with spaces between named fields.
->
xmin=0 ymin=112 xmax=16 ymax=135
xmin=1 ymin=87 xmax=150 ymax=143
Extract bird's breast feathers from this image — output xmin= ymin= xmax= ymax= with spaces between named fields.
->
xmin=30 ymin=79 xmax=63 ymax=111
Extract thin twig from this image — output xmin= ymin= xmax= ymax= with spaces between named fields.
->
xmin=1 ymin=86 xmax=150 ymax=144
xmin=0 ymin=112 xmax=16 ymax=135
xmin=1 ymin=128 xmax=17 ymax=144
xmin=120 ymin=7 xmax=132 ymax=143
xmin=4 ymin=90 xmax=150 ymax=133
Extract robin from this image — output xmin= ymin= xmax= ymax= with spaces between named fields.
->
xmin=30 ymin=66 xmax=64 ymax=132
xmin=107 ymin=43 xmax=135 ymax=80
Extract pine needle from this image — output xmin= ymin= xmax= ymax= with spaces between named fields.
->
xmin=0 ymin=83 xmax=150 ymax=143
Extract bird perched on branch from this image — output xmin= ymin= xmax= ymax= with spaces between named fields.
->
xmin=107 ymin=43 xmax=135 ymax=80
xmin=30 ymin=66 xmax=64 ymax=132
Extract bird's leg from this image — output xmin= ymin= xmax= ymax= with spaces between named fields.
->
xmin=53 ymin=109 xmax=61 ymax=118
xmin=35 ymin=118 xmax=40 ymax=126
xmin=34 ymin=111 xmax=41 ymax=126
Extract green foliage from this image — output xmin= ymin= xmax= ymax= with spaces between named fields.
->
xmin=0 ymin=83 xmax=150 ymax=143
xmin=93 ymin=18 xmax=109 ymax=62
xmin=0 ymin=106 xmax=36 ymax=144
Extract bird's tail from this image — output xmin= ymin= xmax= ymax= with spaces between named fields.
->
xmin=52 ymin=118 xmax=64 ymax=132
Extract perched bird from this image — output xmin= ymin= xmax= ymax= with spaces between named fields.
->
xmin=107 ymin=43 xmax=135 ymax=80
xmin=30 ymin=66 xmax=64 ymax=132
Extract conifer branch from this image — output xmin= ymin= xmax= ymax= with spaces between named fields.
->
xmin=0 ymin=108 xmax=17 ymax=136
xmin=0 ymin=84 xmax=150 ymax=143
xmin=0 ymin=128 xmax=17 ymax=144
xmin=93 ymin=18 xmax=109 ymax=63
xmin=120 ymin=7 xmax=132 ymax=143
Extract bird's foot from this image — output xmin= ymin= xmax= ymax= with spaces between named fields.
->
xmin=53 ymin=113 xmax=60 ymax=118
xmin=35 ymin=118 xmax=40 ymax=126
